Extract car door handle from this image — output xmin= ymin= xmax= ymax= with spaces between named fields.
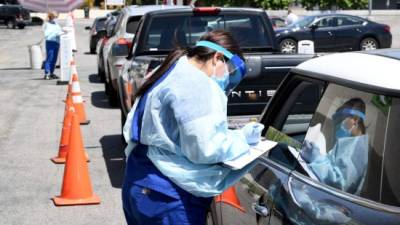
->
xmin=252 ymin=203 xmax=269 ymax=217
xmin=328 ymin=31 xmax=333 ymax=36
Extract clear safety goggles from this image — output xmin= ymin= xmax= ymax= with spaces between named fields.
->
xmin=196 ymin=41 xmax=247 ymax=93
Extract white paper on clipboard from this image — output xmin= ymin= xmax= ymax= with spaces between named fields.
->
xmin=223 ymin=140 xmax=278 ymax=170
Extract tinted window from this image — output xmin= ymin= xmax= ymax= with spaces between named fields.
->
xmin=380 ymin=98 xmax=400 ymax=206
xmin=316 ymin=17 xmax=336 ymax=28
xmin=95 ymin=18 xmax=106 ymax=30
xmin=264 ymin=79 xmax=324 ymax=168
xmin=126 ymin=16 xmax=141 ymax=34
xmin=141 ymin=14 xmax=271 ymax=53
xmin=297 ymin=84 xmax=386 ymax=201
xmin=337 ymin=16 xmax=364 ymax=26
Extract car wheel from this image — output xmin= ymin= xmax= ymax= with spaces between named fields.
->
xmin=120 ymin=109 xmax=127 ymax=146
xmin=104 ymin=78 xmax=110 ymax=95
xmin=6 ymin=20 xmax=15 ymax=29
xmin=279 ymin=38 xmax=297 ymax=54
xmin=90 ymin=47 xmax=96 ymax=54
xmin=17 ymin=24 xmax=25 ymax=29
xmin=107 ymin=79 xmax=119 ymax=107
xmin=360 ymin=37 xmax=379 ymax=51
xmin=98 ymin=66 xmax=105 ymax=83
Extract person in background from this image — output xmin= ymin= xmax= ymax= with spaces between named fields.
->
xmin=43 ymin=11 xmax=63 ymax=80
xmin=285 ymin=9 xmax=299 ymax=26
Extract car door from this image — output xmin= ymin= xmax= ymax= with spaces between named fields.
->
xmin=331 ymin=16 xmax=365 ymax=51
xmin=272 ymin=82 xmax=400 ymax=224
xmin=310 ymin=17 xmax=336 ymax=52
xmin=216 ymin=75 xmax=325 ymax=225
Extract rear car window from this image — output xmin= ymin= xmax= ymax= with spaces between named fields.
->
xmin=140 ymin=14 xmax=271 ymax=54
xmin=126 ymin=16 xmax=141 ymax=34
xmin=295 ymin=84 xmax=388 ymax=202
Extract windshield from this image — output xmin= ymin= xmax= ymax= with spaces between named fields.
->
xmin=138 ymin=14 xmax=272 ymax=55
xmin=289 ymin=16 xmax=316 ymax=28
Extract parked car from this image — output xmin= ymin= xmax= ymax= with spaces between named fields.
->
xmin=118 ymin=7 xmax=316 ymax=131
xmin=97 ymin=10 xmax=121 ymax=83
xmin=276 ymin=14 xmax=392 ymax=53
xmin=209 ymin=49 xmax=400 ymax=225
xmin=270 ymin=16 xmax=286 ymax=29
xmin=103 ymin=5 xmax=187 ymax=107
xmin=0 ymin=4 xmax=30 ymax=29
xmin=86 ymin=16 xmax=107 ymax=54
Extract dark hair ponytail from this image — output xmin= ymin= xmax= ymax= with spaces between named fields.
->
xmin=135 ymin=30 xmax=243 ymax=98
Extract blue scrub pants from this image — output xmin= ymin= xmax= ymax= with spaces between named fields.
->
xmin=44 ymin=40 xmax=60 ymax=75
xmin=122 ymin=147 xmax=212 ymax=225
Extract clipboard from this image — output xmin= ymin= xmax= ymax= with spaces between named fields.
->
xmin=223 ymin=140 xmax=278 ymax=170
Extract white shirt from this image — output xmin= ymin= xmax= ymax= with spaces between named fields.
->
xmin=286 ymin=12 xmax=299 ymax=25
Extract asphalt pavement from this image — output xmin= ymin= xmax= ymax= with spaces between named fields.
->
xmin=0 ymin=20 xmax=126 ymax=225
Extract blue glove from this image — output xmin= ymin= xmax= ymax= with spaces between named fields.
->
xmin=241 ymin=122 xmax=265 ymax=145
xmin=300 ymin=141 xmax=321 ymax=163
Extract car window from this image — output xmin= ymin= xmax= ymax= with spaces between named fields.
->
xmin=296 ymin=83 xmax=386 ymax=202
xmin=337 ymin=16 xmax=364 ymax=26
xmin=141 ymin=14 xmax=271 ymax=53
xmin=380 ymin=97 xmax=400 ymax=207
xmin=126 ymin=16 xmax=141 ymax=34
xmin=316 ymin=17 xmax=336 ymax=28
xmin=273 ymin=18 xmax=286 ymax=28
xmin=263 ymin=78 xmax=324 ymax=169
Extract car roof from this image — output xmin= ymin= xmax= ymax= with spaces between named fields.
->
xmin=293 ymin=49 xmax=400 ymax=93
xmin=123 ymin=5 xmax=189 ymax=16
xmin=145 ymin=7 xmax=265 ymax=16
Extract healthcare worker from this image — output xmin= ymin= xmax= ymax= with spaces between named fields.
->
xmin=121 ymin=30 xmax=264 ymax=225
xmin=301 ymin=98 xmax=368 ymax=195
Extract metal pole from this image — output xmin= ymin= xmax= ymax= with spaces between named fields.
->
xmin=368 ymin=0 xmax=372 ymax=16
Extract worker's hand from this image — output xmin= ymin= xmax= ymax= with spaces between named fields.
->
xmin=300 ymin=141 xmax=320 ymax=163
xmin=241 ymin=122 xmax=264 ymax=145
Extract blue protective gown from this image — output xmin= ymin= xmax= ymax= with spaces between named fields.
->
xmin=122 ymin=56 xmax=254 ymax=225
xmin=306 ymin=135 xmax=369 ymax=195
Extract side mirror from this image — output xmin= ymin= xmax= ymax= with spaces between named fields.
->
xmin=85 ymin=26 xmax=91 ymax=30
xmin=309 ymin=24 xmax=318 ymax=30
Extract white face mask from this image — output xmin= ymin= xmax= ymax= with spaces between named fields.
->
xmin=211 ymin=61 xmax=229 ymax=91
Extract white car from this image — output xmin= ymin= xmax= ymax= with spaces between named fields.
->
xmin=214 ymin=49 xmax=400 ymax=225
xmin=103 ymin=5 xmax=187 ymax=106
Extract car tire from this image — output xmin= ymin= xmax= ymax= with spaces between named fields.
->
xmin=279 ymin=38 xmax=297 ymax=54
xmin=120 ymin=109 xmax=127 ymax=146
xmin=98 ymin=66 xmax=105 ymax=83
xmin=107 ymin=80 xmax=119 ymax=107
xmin=360 ymin=37 xmax=379 ymax=51
xmin=6 ymin=20 xmax=15 ymax=29
xmin=90 ymin=47 xmax=96 ymax=54
xmin=17 ymin=24 xmax=25 ymax=29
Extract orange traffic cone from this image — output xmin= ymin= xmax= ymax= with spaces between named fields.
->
xmin=53 ymin=114 xmax=100 ymax=206
xmin=51 ymin=104 xmax=74 ymax=164
xmin=71 ymin=74 xmax=90 ymax=125
xmin=69 ymin=60 xmax=78 ymax=85
xmin=215 ymin=186 xmax=245 ymax=213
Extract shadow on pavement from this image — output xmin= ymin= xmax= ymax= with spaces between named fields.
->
xmin=91 ymin=91 xmax=113 ymax=109
xmin=100 ymin=135 xmax=126 ymax=189
xmin=88 ymin=74 xmax=101 ymax=83
xmin=84 ymin=52 xmax=95 ymax=55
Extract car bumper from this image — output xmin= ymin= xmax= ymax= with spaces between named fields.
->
xmin=378 ymin=33 xmax=392 ymax=48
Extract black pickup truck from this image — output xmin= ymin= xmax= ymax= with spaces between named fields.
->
xmin=118 ymin=7 xmax=317 ymax=127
